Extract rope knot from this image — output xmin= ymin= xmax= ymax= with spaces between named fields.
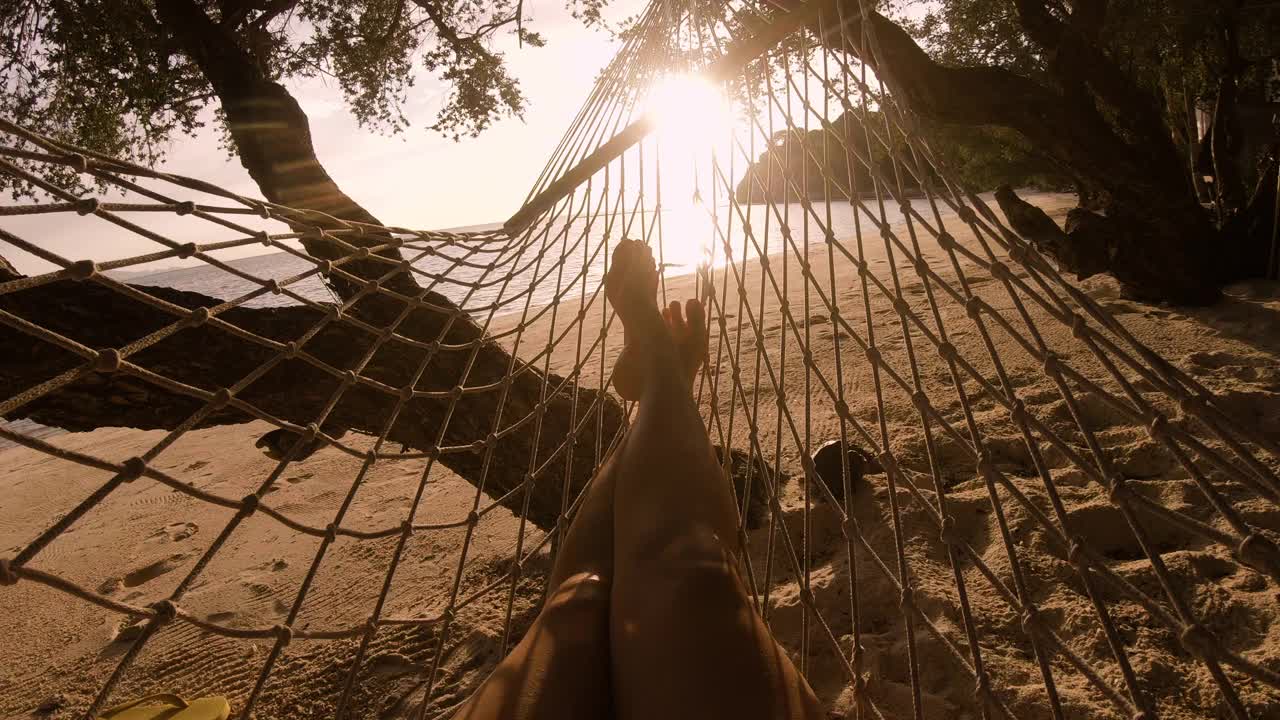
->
xmin=0 ymin=558 xmax=18 ymax=586
xmin=344 ymin=370 xmax=359 ymax=387
xmin=1107 ymin=477 xmax=1130 ymax=506
xmin=964 ymin=296 xmax=984 ymax=320
xmin=328 ymin=305 xmax=344 ymax=321
xmin=274 ymin=624 xmax=293 ymax=646
xmin=240 ymin=493 xmax=260 ymax=516
xmin=987 ymin=260 xmax=1010 ymax=281
xmin=841 ymin=517 xmax=857 ymax=539
xmin=150 ymin=599 xmax=177 ymax=622
xmin=1041 ymin=352 xmax=1062 ymax=377
xmin=467 ymin=511 xmax=480 ymax=526
xmin=210 ymin=388 xmax=233 ymax=409
xmin=257 ymin=204 xmax=272 ymax=219
xmin=267 ymin=279 xmax=282 ymax=295
xmin=864 ymin=347 xmax=881 ymax=365
xmin=936 ymin=342 xmax=958 ymax=362
xmin=75 ymin=198 xmax=100 ymax=216
xmin=283 ymin=341 xmax=298 ymax=359
xmin=1237 ymin=533 xmax=1280 ymax=577
xmin=66 ymin=153 xmax=89 ymax=173
xmin=318 ymin=260 xmax=333 ymax=276
xmin=68 ymin=259 xmax=97 ymax=281
xmin=400 ymin=384 xmax=416 ymax=401
xmin=938 ymin=516 xmax=962 ymax=546
xmin=1009 ymin=398 xmax=1028 ymax=425
xmin=892 ymin=298 xmax=911 ymax=316
xmin=120 ymin=456 xmax=146 ymax=482
xmin=1020 ymin=608 xmax=1043 ymax=637
xmin=187 ymin=306 xmax=210 ymax=327
xmin=956 ymin=206 xmax=978 ymax=224
xmin=975 ymin=451 xmax=995 ymax=477
xmin=1068 ymin=536 xmax=1090 ymax=568
xmin=972 ymin=670 xmax=991 ymax=699
xmin=1069 ymin=313 xmax=1088 ymax=339
xmin=877 ymin=452 xmax=897 ymax=475
xmin=175 ymin=200 xmax=196 ymax=216
xmin=913 ymin=257 xmax=928 ymax=276
xmin=325 ymin=523 xmax=338 ymax=542
xmin=1179 ymin=623 xmax=1218 ymax=660
xmin=1007 ymin=243 xmax=1028 ymax=265
xmin=910 ymin=390 xmax=930 ymax=413
xmin=255 ymin=231 xmax=271 ymax=246
xmin=1147 ymin=413 xmax=1169 ymax=440
xmin=94 ymin=349 xmax=123 ymax=376
xmin=936 ymin=232 xmax=956 ymax=251
xmin=898 ymin=586 xmax=915 ymax=612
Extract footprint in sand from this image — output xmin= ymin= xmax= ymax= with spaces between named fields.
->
xmin=149 ymin=521 xmax=198 ymax=543
xmin=122 ymin=552 xmax=190 ymax=588
xmin=185 ymin=460 xmax=209 ymax=472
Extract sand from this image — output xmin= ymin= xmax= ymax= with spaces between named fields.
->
xmin=3 ymin=192 xmax=1279 ymax=719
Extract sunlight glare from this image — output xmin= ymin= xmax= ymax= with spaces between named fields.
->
xmin=642 ymin=73 xmax=735 ymax=270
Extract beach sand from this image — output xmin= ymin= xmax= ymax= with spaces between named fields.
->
xmin=3 ymin=192 xmax=1279 ymax=719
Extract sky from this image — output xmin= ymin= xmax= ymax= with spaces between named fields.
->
xmin=3 ymin=0 xmax=648 ymax=274
xmin=3 ymin=0 xmax=924 ymax=276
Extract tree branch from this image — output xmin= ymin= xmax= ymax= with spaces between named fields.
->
xmin=154 ymin=0 xmax=421 ymax=309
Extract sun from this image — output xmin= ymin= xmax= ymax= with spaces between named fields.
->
xmin=644 ymin=73 xmax=735 ymax=151
xmin=640 ymin=73 xmax=736 ymax=269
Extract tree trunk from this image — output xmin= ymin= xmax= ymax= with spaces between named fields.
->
xmin=0 ymin=0 xmax=630 ymax=531
xmin=778 ymin=0 xmax=1226 ymax=304
xmin=0 ymin=262 xmax=623 ymax=531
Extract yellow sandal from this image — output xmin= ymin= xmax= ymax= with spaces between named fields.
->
xmin=99 ymin=693 xmax=230 ymax=720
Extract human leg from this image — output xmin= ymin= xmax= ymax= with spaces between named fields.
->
xmin=605 ymin=239 xmax=823 ymax=720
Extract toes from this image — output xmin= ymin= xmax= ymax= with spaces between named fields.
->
xmin=668 ymin=300 xmax=686 ymax=334
xmin=685 ymin=298 xmax=706 ymax=336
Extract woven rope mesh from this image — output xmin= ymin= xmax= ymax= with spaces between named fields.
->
xmin=3 ymin=1 xmax=1280 ymax=718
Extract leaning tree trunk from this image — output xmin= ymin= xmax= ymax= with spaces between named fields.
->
xmin=0 ymin=0 xmax=627 ymax=531
xmin=781 ymin=0 xmax=1230 ymax=304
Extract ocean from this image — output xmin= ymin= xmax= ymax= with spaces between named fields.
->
xmin=2 ymin=198 xmax=940 ymax=449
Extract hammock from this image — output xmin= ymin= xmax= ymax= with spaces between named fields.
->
xmin=1 ymin=1 xmax=1277 ymax=718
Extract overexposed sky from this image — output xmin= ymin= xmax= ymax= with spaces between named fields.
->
xmin=193 ymin=0 xmax=649 ymax=230
xmin=3 ymin=1 xmax=647 ymax=275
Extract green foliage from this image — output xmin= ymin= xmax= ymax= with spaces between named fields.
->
xmin=0 ymin=0 xmax=611 ymax=178
xmin=924 ymin=124 xmax=1071 ymax=192
xmin=883 ymin=0 xmax=1279 ymax=192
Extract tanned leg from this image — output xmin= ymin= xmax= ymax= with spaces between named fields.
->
xmin=450 ymin=345 xmax=629 ymax=719
xmin=606 ymin=238 xmax=824 ymax=720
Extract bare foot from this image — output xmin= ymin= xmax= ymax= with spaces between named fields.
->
xmin=607 ymin=239 xmax=707 ymax=400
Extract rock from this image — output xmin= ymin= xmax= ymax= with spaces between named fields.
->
xmin=811 ymin=440 xmax=882 ymax=505
xmin=35 ymin=693 xmax=68 ymax=715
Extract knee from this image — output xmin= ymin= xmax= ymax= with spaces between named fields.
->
xmin=538 ymin=572 xmax=610 ymax=641
xmin=648 ymin=530 xmax=743 ymax=605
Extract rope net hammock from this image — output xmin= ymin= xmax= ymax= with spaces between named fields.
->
xmin=2 ymin=1 xmax=1279 ymax=718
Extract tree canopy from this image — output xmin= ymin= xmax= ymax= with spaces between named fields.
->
xmin=0 ymin=0 xmax=612 ymax=174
